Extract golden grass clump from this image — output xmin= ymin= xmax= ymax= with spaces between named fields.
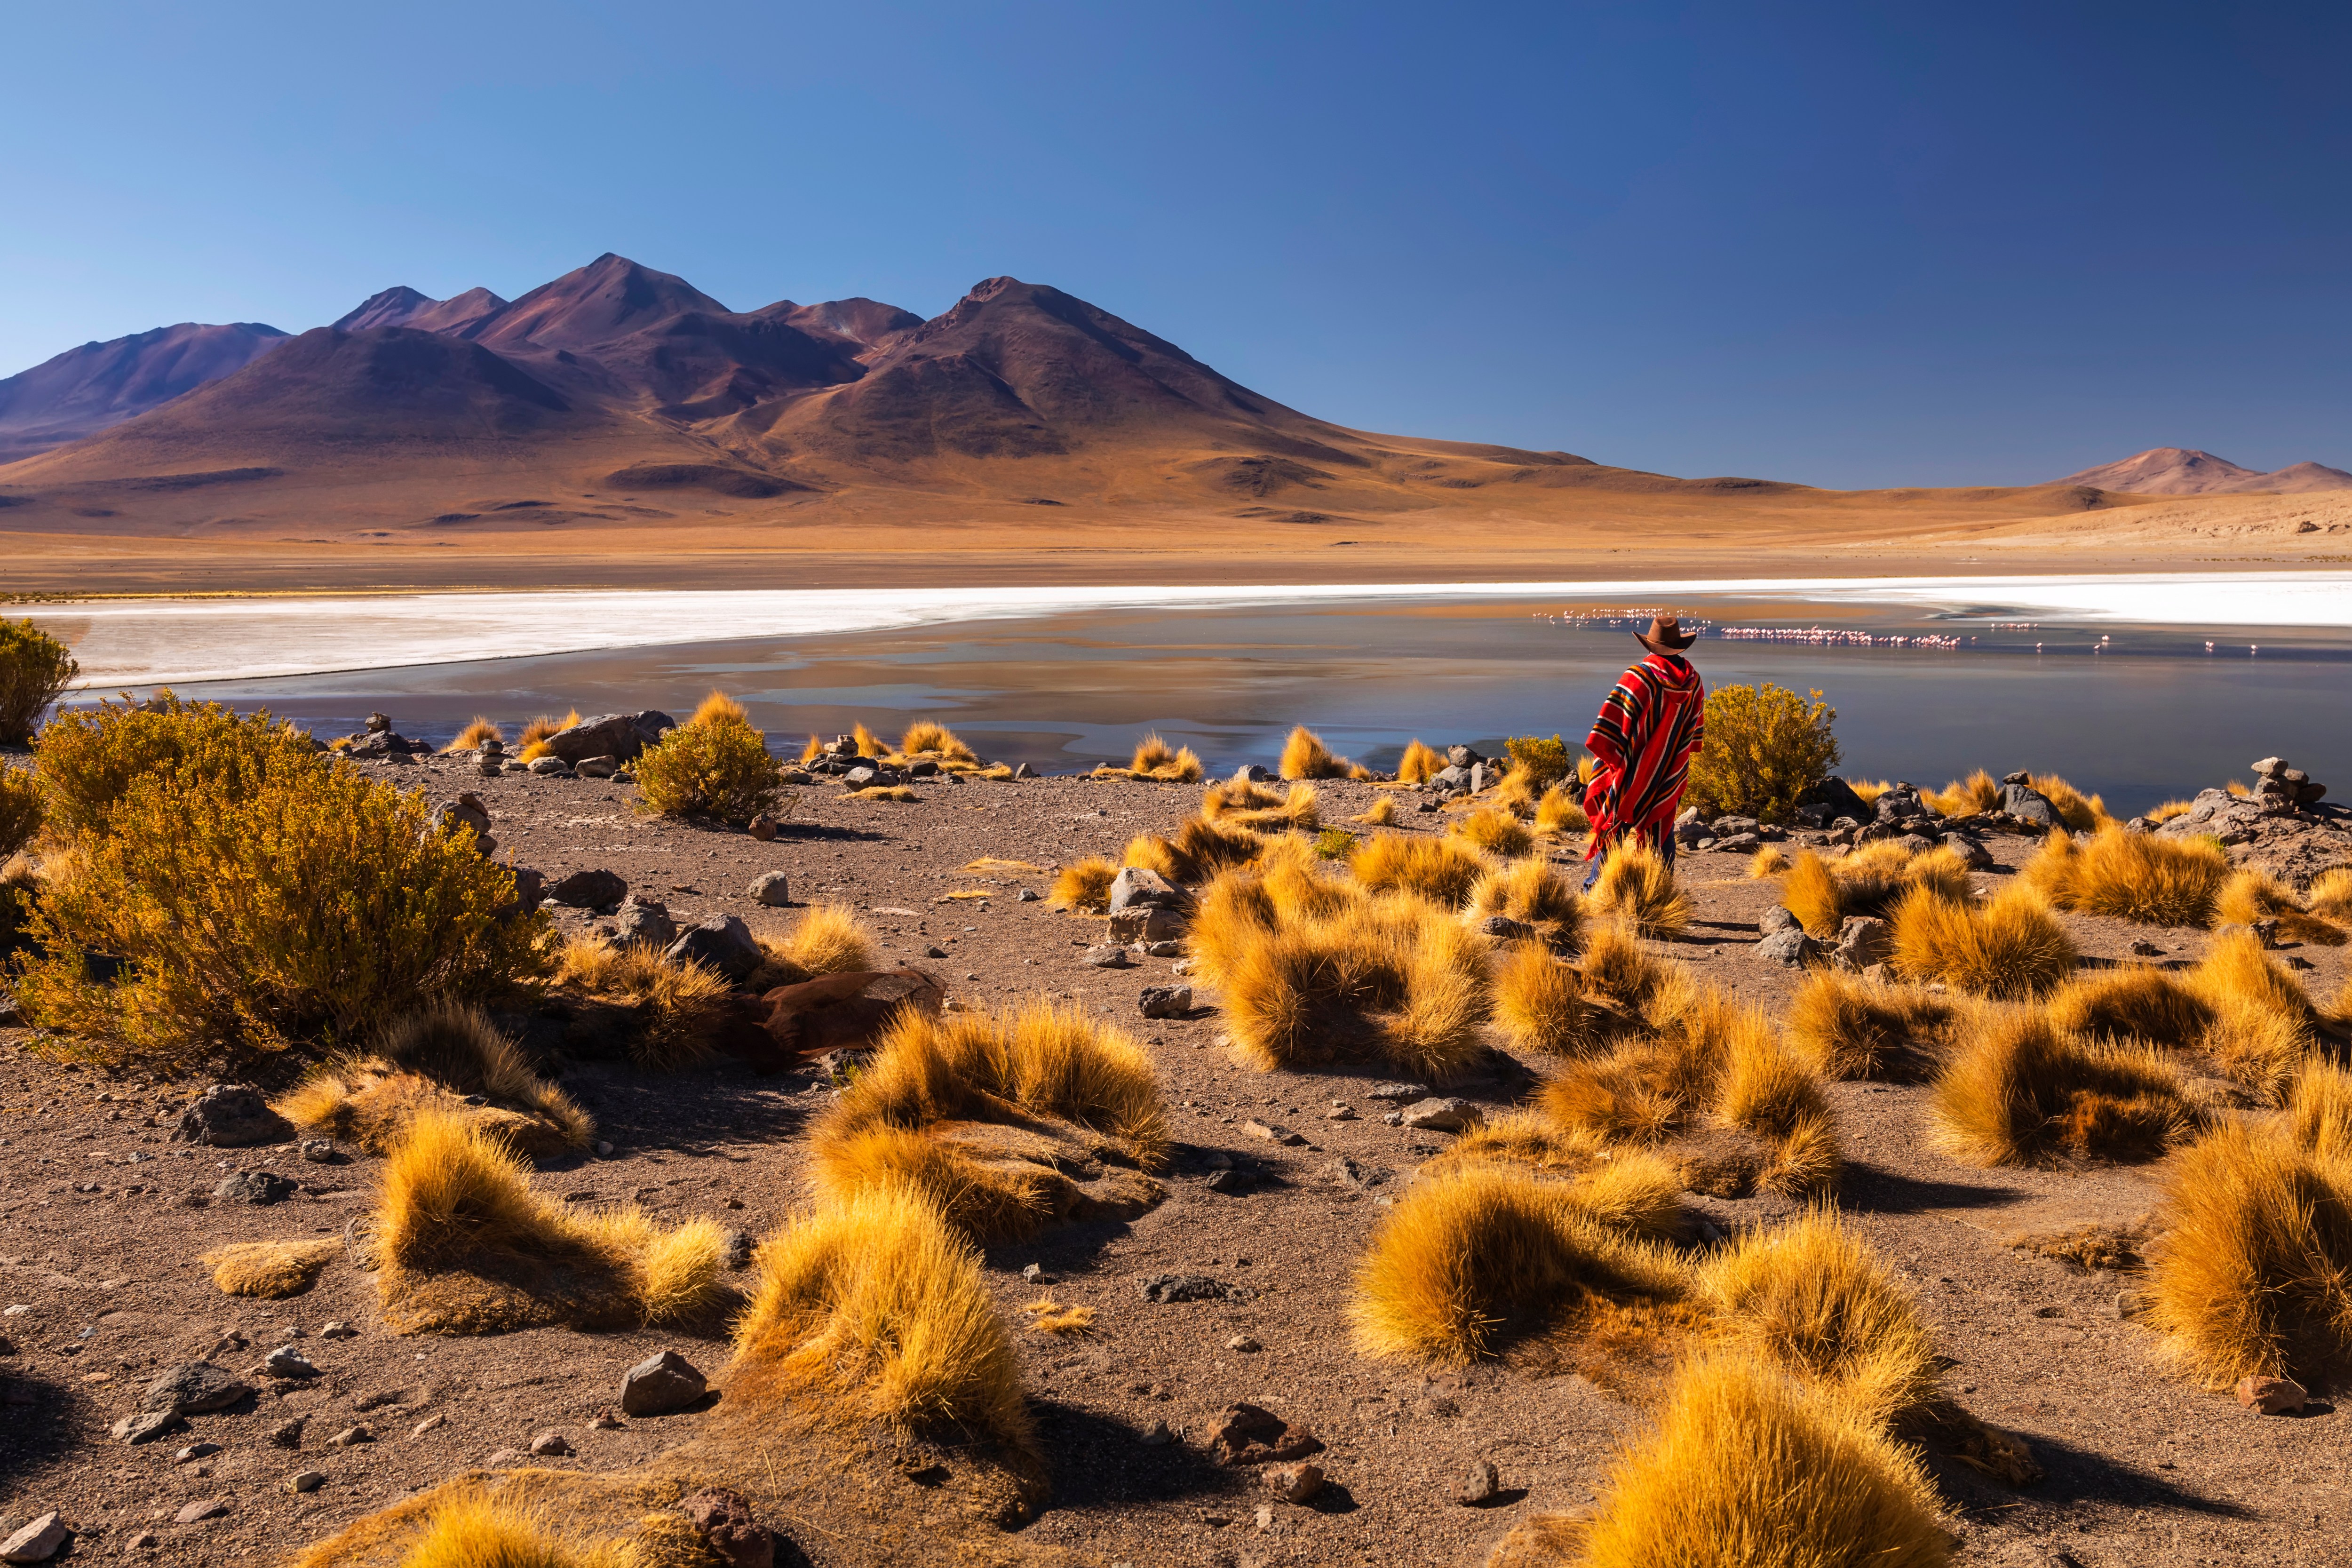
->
xmin=373 ymin=1109 xmax=726 ymax=1334
xmin=1396 ymin=738 xmax=1446 ymax=784
xmin=2181 ymin=929 xmax=2320 ymax=1096
xmin=1122 ymin=815 xmax=1266 ymax=884
xmin=442 ymin=717 xmax=505 ymax=753
xmin=1354 ymin=794 xmax=1398 ymax=826
xmin=687 ymin=690 xmax=748 ymax=728
xmin=371 ymin=1493 xmax=621 ymax=1568
xmin=1201 ymin=776 xmax=1318 ymax=829
xmin=1543 ymin=1353 xmax=1951 ymax=1568
xmin=1748 ymin=844 xmax=1791 ymax=878
xmin=514 ymin=709 xmax=581 ymax=762
xmin=841 ymin=783 xmax=918 ymax=802
xmin=2308 ymin=868 xmax=2352 ymax=922
xmin=1889 ymin=882 xmax=2076 ymax=998
xmin=2048 ymin=967 xmax=2213 ymax=1049
xmin=732 ymin=1183 xmax=1033 ymax=1454
xmin=1103 ymin=732 xmax=1202 ymax=782
xmin=1278 ymin=724 xmax=1366 ymax=780
xmin=850 ymin=721 xmax=882 ymax=756
xmin=1587 ymin=837 xmax=1690 ymax=939
xmin=2286 ymin=1063 xmax=2352 ymax=1157
xmin=1023 ymin=1298 xmax=1097 ymax=1336
xmin=2143 ymin=1119 xmax=2352 ymax=1388
xmin=1923 ymin=769 xmax=2002 ymax=818
xmin=747 ymin=902 xmax=879 ymax=990
xmin=1467 ymin=856 xmax=1586 ymax=953
xmin=2216 ymin=868 xmax=2349 ymax=947
xmin=1348 ymin=1163 xmax=1688 ymax=1366
xmin=1450 ymin=806 xmax=1536 ymax=859
xmin=898 ymin=718 xmax=978 ymax=764
xmin=1493 ymin=939 xmax=1594 ymax=1058
xmin=1785 ymin=971 xmax=1957 ymax=1081
xmin=2023 ymin=828 xmax=2230 ymax=926
xmin=1929 ymin=1010 xmax=2197 ymax=1167
xmin=799 ymin=732 xmax=825 ymax=764
xmin=2029 ymin=772 xmax=2113 ymax=832
xmin=810 ymin=998 xmax=1168 ymax=1238
xmin=1533 ymin=784 xmax=1588 ymax=837
xmin=1048 ymin=856 xmax=1117 ymax=912
xmin=1349 ymin=831 xmax=1492 ymax=907
xmin=275 ymin=1002 xmax=593 ymax=1159
xmin=1784 ymin=843 xmax=1972 ymax=939
xmin=204 ymin=1237 xmax=340 ymax=1299
xmin=549 ymin=935 xmax=736 ymax=1071
xmin=1697 ymin=1211 xmax=1941 ymax=1424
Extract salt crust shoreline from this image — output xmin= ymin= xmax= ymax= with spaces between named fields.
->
xmin=37 ymin=571 xmax=2352 ymax=687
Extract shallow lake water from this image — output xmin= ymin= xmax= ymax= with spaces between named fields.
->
xmin=66 ymin=585 xmax=2352 ymax=819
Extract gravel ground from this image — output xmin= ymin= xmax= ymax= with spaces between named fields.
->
xmin=2 ymin=755 xmax=2347 ymax=1567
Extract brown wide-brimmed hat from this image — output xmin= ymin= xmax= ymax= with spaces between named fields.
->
xmin=1634 ymin=614 xmax=1698 ymax=655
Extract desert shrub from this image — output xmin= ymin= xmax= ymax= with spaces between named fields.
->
xmin=275 ymin=1002 xmax=592 ymax=1158
xmin=1557 ymin=1353 xmax=1950 ymax=1568
xmin=1493 ymin=939 xmax=1594 ymax=1057
xmin=368 ymin=1494 xmax=617 ymax=1568
xmin=634 ymin=700 xmax=782 ymax=824
xmin=1123 ymin=816 xmax=1265 ymax=883
xmin=1889 ymin=883 xmax=2075 ymax=998
xmin=1504 ymin=733 xmax=1576 ymax=791
xmin=18 ymin=749 xmax=546 ymax=1070
xmin=1396 ymin=738 xmax=1446 ymax=785
xmin=1201 ymin=777 xmax=1318 ymax=829
xmin=1534 ymin=784 xmax=1587 ymax=836
xmin=2308 ymin=868 xmax=2352 ymax=923
xmin=1350 ymin=832 xmax=1491 ymax=907
xmin=1784 ymin=843 xmax=1971 ymax=939
xmin=2025 ymin=828 xmax=2229 ymax=926
xmin=2048 ymin=968 xmax=2213 ymax=1049
xmin=2144 ymin=1120 xmax=2352 ymax=1388
xmin=1697 ymin=1211 xmax=1941 ymax=1424
xmin=1924 ymin=769 xmax=2002 ymax=818
xmin=442 ymin=717 xmax=503 ymax=753
xmin=1589 ymin=836 xmax=1690 ymax=939
xmin=1314 ymin=827 xmax=1354 ymax=860
xmin=1108 ymin=732 xmax=1200 ymax=782
xmin=899 ymin=718 xmax=978 ymax=764
xmin=548 ymin=935 xmax=737 ymax=1071
xmin=810 ymin=999 xmax=1166 ymax=1237
xmin=732 ymin=1184 xmax=1033 ymax=1453
xmin=1683 ymin=682 xmax=1840 ymax=824
xmin=1748 ymin=844 xmax=1791 ymax=878
xmin=1786 ymin=971 xmax=1956 ymax=1081
xmin=1450 ymin=807 xmax=1536 ymax=859
xmin=1468 ymin=857 xmax=1586 ymax=953
xmin=1279 ymin=724 xmax=1366 ymax=780
xmin=0 ymin=769 xmax=40 ymax=860
xmin=1349 ymin=1163 xmax=1688 ymax=1366
xmin=1930 ymin=1011 xmax=2196 ymax=1166
xmin=1048 ymin=856 xmax=1118 ymax=911
xmin=0 ymin=618 xmax=78 ymax=746
xmin=2029 ymin=772 xmax=2113 ymax=832
xmin=32 ymin=691 xmax=319 ymax=840
xmin=2284 ymin=1064 xmax=2352 ymax=1158
xmin=2185 ymin=930 xmax=2320 ymax=1096
xmin=2216 ymin=868 xmax=2348 ymax=947
xmin=203 ymin=1238 xmax=340 ymax=1300
xmin=748 ymin=903 xmax=878 ymax=990
xmin=373 ymin=1108 xmax=725 ymax=1333
xmin=1354 ymin=795 xmax=1398 ymax=826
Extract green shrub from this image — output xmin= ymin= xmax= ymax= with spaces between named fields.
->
xmin=16 ymin=748 xmax=548 ymax=1071
xmin=1315 ymin=827 xmax=1356 ymax=860
xmin=1685 ymin=683 xmax=1842 ymax=825
xmin=1503 ymin=734 xmax=1576 ymax=790
xmin=34 ymin=691 xmax=318 ymax=840
xmin=0 ymin=619 xmax=78 ymax=746
xmin=635 ymin=712 xmax=785 ymax=825
xmin=0 ymin=768 xmax=40 ymax=860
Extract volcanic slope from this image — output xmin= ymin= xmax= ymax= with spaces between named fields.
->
xmin=0 ymin=322 xmax=289 ymax=462
xmin=2058 ymin=446 xmax=2352 ymax=495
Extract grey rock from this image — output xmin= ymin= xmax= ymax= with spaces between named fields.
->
xmin=1016 ymin=888 xmax=1040 ymax=902
xmin=288 ymin=1471 xmax=327 ymax=1494
xmin=614 ymin=897 xmax=676 ymax=947
xmin=749 ymin=871 xmax=792 ymax=907
xmin=2002 ymin=782 xmax=2061 ymax=828
xmin=501 ymin=866 xmax=546 ymax=916
xmin=1400 ymin=1097 xmax=1474 ymax=1132
xmin=549 ymin=868 xmax=628 ymax=909
xmin=434 ymin=796 xmax=493 ymax=852
xmin=412 ymin=1413 xmax=446 ymax=1437
xmin=2252 ymin=756 xmax=2288 ymax=778
xmin=214 ymin=1170 xmax=297 ymax=1205
xmin=269 ymin=1416 xmax=306 ymax=1447
xmin=175 ymin=1084 xmax=292 ymax=1148
xmin=1759 ymin=905 xmax=1800 ymax=935
xmin=621 ymin=1350 xmax=707 ymax=1417
xmin=539 ymin=711 xmax=674 ymax=765
xmin=842 ymin=766 xmax=877 ymax=788
xmin=665 ymin=915 xmax=763 ymax=982
xmin=1367 ymin=1082 xmax=1430 ymax=1102
xmin=1756 ymin=927 xmax=1818 ymax=965
xmin=172 ymin=1499 xmax=228 ymax=1525
xmin=326 ymin=1425 xmax=372 ymax=1447
xmin=320 ymin=1322 xmax=356 ymax=1338
xmin=485 ymin=1447 xmax=524 ymax=1466
xmin=1082 ymin=944 xmax=1134 ymax=969
xmin=111 ymin=1410 xmax=183 ymax=1444
xmin=143 ymin=1362 xmax=250 ymax=1416
xmin=1 ymin=1512 xmax=68 ymax=1562
xmin=529 ymin=1429 xmax=571 ymax=1457
xmin=1477 ymin=915 xmax=1535 ymax=939
xmin=906 ymin=758 xmax=939 ymax=777
xmin=175 ymin=1442 xmax=222 ymax=1462
xmin=263 ymin=1346 xmax=320 ymax=1380
xmin=300 ymin=1139 xmax=336 ymax=1163
xmin=1109 ymin=905 xmax=1187 ymax=944
xmin=1109 ymin=866 xmax=1188 ymax=912
xmin=1431 ymin=764 xmax=1470 ymax=790
xmin=1941 ymin=833 xmax=1994 ymax=869
xmin=1242 ymin=1118 xmax=1307 ymax=1146
xmin=1022 ymin=1263 xmax=1056 ymax=1284
xmin=527 ymin=755 xmax=574 ymax=776
xmin=1233 ymin=763 xmax=1274 ymax=783
xmin=1446 ymin=744 xmax=1481 ymax=768
xmin=1139 ymin=1274 xmax=1245 ymax=1304
xmin=574 ymin=755 xmax=620 ymax=780
xmin=1834 ymin=916 xmax=1894 ymax=970
xmin=1457 ymin=1458 xmax=1500 ymax=1505
xmin=1203 ymin=1168 xmax=1247 ymax=1193
xmin=1138 ymin=984 xmax=1194 ymax=1019
xmin=722 ymin=1229 xmax=753 ymax=1270
xmin=1710 ymin=832 xmax=1761 ymax=853
xmin=1145 ymin=939 xmax=1184 ymax=958
xmin=1712 ymin=815 xmax=1761 ymax=837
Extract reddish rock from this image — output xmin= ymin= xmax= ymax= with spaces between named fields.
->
xmin=679 ymin=1487 xmax=775 ymax=1568
xmin=2234 ymin=1374 xmax=2307 ymax=1414
xmin=753 ymin=969 xmax=944 ymax=1064
xmin=1205 ymin=1402 xmax=1321 ymax=1467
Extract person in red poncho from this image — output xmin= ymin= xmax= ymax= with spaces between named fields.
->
xmin=1581 ymin=614 xmax=1707 ymax=889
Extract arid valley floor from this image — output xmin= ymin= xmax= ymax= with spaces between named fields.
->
xmin=2 ymin=754 xmax=2346 ymax=1568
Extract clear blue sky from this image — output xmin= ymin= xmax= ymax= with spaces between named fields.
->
xmin=4 ymin=1 xmax=2346 ymax=487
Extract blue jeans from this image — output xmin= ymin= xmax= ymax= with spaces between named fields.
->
xmin=1583 ymin=834 xmax=1676 ymax=891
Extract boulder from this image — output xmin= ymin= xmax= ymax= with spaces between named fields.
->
xmin=1400 ymin=1097 xmax=1474 ymax=1132
xmin=1109 ymin=906 xmax=1186 ymax=944
xmin=1797 ymin=777 xmax=1872 ymax=825
xmin=1756 ymin=927 xmax=1817 ymax=966
xmin=1233 ymin=763 xmax=1274 ymax=783
xmin=574 ymin=756 xmax=621 ymax=780
xmin=1834 ymin=916 xmax=1894 ymax=971
xmin=748 ymin=871 xmax=791 ymax=907
xmin=621 ymin=1350 xmax=708 ymax=1416
xmin=549 ymin=869 xmax=628 ymax=909
xmin=1108 ymin=866 xmax=1187 ymax=912
xmin=1446 ymin=744 xmax=1482 ymax=768
xmin=1941 ymin=833 xmax=1994 ymax=869
xmin=143 ymin=1363 xmax=251 ymax=1416
xmin=1138 ymin=985 xmax=1194 ymax=1019
xmin=678 ymin=1488 xmax=774 ymax=1568
xmin=753 ymin=970 xmax=945 ymax=1063
xmin=263 ymin=1347 xmax=319 ymax=1379
xmin=1082 ymin=945 xmax=1134 ymax=969
xmin=614 ymin=897 xmax=676 ymax=947
xmin=434 ymin=796 xmax=493 ymax=853
xmin=501 ymin=866 xmax=547 ymax=916
xmin=1205 ymin=1402 xmax=1322 ymax=1466
xmin=540 ymin=712 xmax=675 ymax=766
xmin=175 ymin=1085 xmax=292 ymax=1148
xmin=666 ymin=916 xmax=763 ymax=982
xmin=2001 ymin=782 xmax=2061 ymax=828
xmin=110 ymin=1410 xmax=183 ymax=1445
xmin=1759 ymin=906 xmax=1800 ymax=935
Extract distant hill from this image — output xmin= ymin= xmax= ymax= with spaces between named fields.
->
xmin=0 ymin=321 xmax=288 ymax=462
xmin=2058 ymin=446 xmax=2352 ymax=495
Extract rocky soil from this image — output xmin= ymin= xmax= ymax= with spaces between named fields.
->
xmin=2 ymin=752 xmax=2349 ymax=1568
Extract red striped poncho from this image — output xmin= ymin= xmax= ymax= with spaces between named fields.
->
xmin=1583 ymin=653 xmax=1707 ymax=859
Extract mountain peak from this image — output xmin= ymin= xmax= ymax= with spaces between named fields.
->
xmin=471 ymin=255 xmax=730 ymax=352
xmin=2058 ymin=446 xmax=2352 ymax=495
xmin=333 ymin=285 xmax=509 ymax=336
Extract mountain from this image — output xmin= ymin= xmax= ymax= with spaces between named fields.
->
xmin=2058 ymin=446 xmax=2352 ymax=494
xmin=333 ymin=286 xmax=510 ymax=336
xmin=0 ymin=321 xmax=289 ymax=462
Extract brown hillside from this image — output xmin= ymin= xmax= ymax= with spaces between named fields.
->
xmin=0 ymin=321 xmax=289 ymax=462
xmin=2060 ymin=446 xmax=2352 ymax=495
